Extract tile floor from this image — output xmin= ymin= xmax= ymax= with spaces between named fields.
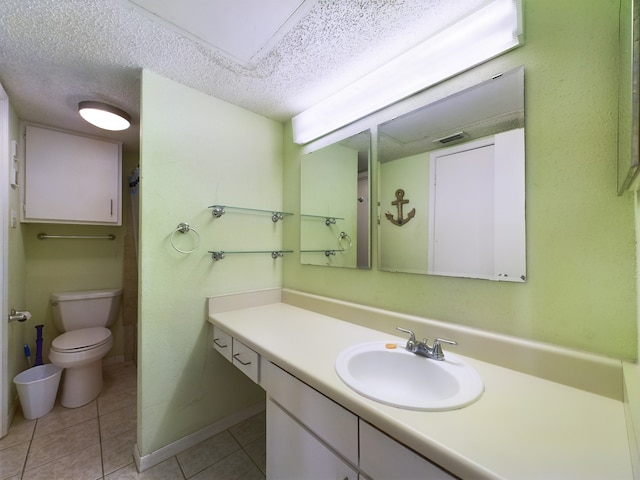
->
xmin=0 ymin=362 xmax=266 ymax=479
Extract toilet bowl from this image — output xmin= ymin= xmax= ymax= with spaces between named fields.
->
xmin=49 ymin=327 xmax=113 ymax=407
xmin=49 ymin=289 xmax=121 ymax=408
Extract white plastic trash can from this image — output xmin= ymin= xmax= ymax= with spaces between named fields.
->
xmin=13 ymin=364 xmax=63 ymax=419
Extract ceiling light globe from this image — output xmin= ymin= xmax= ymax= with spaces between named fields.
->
xmin=78 ymin=101 xmax=131 ymax=131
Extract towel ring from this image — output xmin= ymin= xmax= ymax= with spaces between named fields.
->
xmin=170 ymin=222 xmax=200 ymax=254
xmin=339 ymin=231 xmax=352 ymax=250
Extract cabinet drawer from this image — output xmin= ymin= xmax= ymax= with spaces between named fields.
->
xmin=212 ymin=326 xmax=232 ymax=361
xmin=232 ymin=338 xmax=259 ymax=383
xmin=262 ymin=360 xmax=358 ymax=465
xmin=360 ymin=420 xmax=455 ymax=480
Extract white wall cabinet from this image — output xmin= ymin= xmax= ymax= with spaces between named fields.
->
xmin=23 ymin=124 xmax=122 ymax=225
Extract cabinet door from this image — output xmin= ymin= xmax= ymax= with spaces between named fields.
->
xmin=261 ymin=360 xmax=358 ymax=464
xmin=267 ymin=398 xmax=357 ymax=480
xmin=23 ymin=124 xmax=122 ymax=225
xmin=360 ymin=420 xmax=456 ymax=480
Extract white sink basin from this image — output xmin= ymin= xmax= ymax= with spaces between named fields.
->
xmin=335 ymin=341 xmax=484 ymax=411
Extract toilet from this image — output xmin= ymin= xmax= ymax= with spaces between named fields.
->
xmin=48 ymin=288 xmax=122 ymax=408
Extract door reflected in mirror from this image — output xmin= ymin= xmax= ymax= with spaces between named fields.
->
xmin=300 ymin=130 xmax=371 ymax=269
xmin=378 ymin=67 xmax=526 ymax=281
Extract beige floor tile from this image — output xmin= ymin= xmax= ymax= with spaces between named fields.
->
xmin=102 ymin=427 xmax=137 ymax=475
xmin=100 ymin=404 xmax=136 ymax=441
xmin=23 ymin=443 xmax=103 ymax=480
xmin=176 ymin=430 xmax=240 ymax=478
xmin=34 ymin=400 xmax=98 ymax=437
xmin=190 ymin=449 xmax=265 ymax=480
xmin=102 ymin=362 xmax=137 ymax=396
xmin=244 ymin=435 xmax=266 ymax=475
xmin=26 ymin=417 xmax=100 ymax=471
xmin=0 ymin=413 xmax=34 ymax=450
xmin=98 ymin=386 xmax=136 ymax=416
xmin=105 ymin=457 xmax=185 ymax=480
xmin=0 ymin=441 xmax=29 ymax=479
xmin=229 ymin=411 xmax=265 ymax=446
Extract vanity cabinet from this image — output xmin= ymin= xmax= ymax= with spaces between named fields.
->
xmin=261 ymin=359 xmax=454 ymax=480
xmin=211 ymin=324 xmax=455 ymax=479
xmin=23 ymin=124 xmax=122 ymax=225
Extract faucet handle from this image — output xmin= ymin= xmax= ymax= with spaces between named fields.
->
xmin=396 ymin=326 xmax=417 ymax=350
xmin=396 ymin=326 xmax=416 ymax=341
xmin=431 ymin=338 xmax=458 ymax=361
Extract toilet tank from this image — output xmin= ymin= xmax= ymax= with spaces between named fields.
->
xmin=51 ymin=288 xmax=122 ymax=332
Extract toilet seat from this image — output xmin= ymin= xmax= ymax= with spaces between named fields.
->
xmin=51 ymin=327 xmax=111 ymax=353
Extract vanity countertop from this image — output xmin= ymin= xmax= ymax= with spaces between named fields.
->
xmin=208 ymin=301 xmax=633 ymax=480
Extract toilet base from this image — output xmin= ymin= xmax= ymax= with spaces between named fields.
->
xmin=60 ymin=360 xmax=104 ymax=408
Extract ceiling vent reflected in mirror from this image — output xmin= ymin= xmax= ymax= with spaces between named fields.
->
xmin=434 ymin=131 xmax=468 ymax=145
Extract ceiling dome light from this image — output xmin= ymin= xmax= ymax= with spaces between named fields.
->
xmin=78 ymin=101 xmax=131 ymax=131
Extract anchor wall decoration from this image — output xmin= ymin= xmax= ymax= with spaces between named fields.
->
xmin=385 ymin=188 xmax=416 ymax=226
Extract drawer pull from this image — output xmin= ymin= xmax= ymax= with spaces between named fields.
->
xmin=233 ymin=353 xmax=252 ymax=366
xmin=213 ymin=338 xmax=228 ymax=348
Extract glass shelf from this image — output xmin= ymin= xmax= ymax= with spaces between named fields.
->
xmin=300 ymin=249 xmax=345 ymax=257
xmin=300 ymin=214 xmax=345 ymax=226
xmin=208 ymin=250 xmax=294 ymax=261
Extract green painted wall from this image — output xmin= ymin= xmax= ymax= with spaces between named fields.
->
xmin=283 ymin=0 xmax=638 ymax=361
xmin=138 ymin=71 xmax=282 ymax=455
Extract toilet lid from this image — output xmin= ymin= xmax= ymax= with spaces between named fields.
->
xmin=52 ymin=327 xmax=111 ymax=351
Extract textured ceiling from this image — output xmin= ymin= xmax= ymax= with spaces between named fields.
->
xmin=0 ymin=0 xmax=483 ymax=152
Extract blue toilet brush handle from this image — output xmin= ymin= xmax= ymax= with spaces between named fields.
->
xmin=23 ymin=344 xmax=31 ymax=368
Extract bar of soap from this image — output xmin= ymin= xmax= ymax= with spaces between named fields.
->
xmin=385 ymin=343 xmax=397 ymax=349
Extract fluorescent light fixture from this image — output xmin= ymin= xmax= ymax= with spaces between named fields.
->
xmin=78 ymin=101 xmax=131 ymax=131
xmin=292 ymin=0 xmax=523 ymax=144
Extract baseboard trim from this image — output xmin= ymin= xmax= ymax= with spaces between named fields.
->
xmin=133 ymin=401 xmax=265 ymax=473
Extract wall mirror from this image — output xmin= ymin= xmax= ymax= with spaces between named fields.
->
xmin=378 ymin=66 xmax=526 ymax=281
xmin=300 ymin=130 xmax=371 ymax=268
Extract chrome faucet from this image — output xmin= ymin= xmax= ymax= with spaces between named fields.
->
xmin=396 ymin=327 xmax=457 ymax=361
